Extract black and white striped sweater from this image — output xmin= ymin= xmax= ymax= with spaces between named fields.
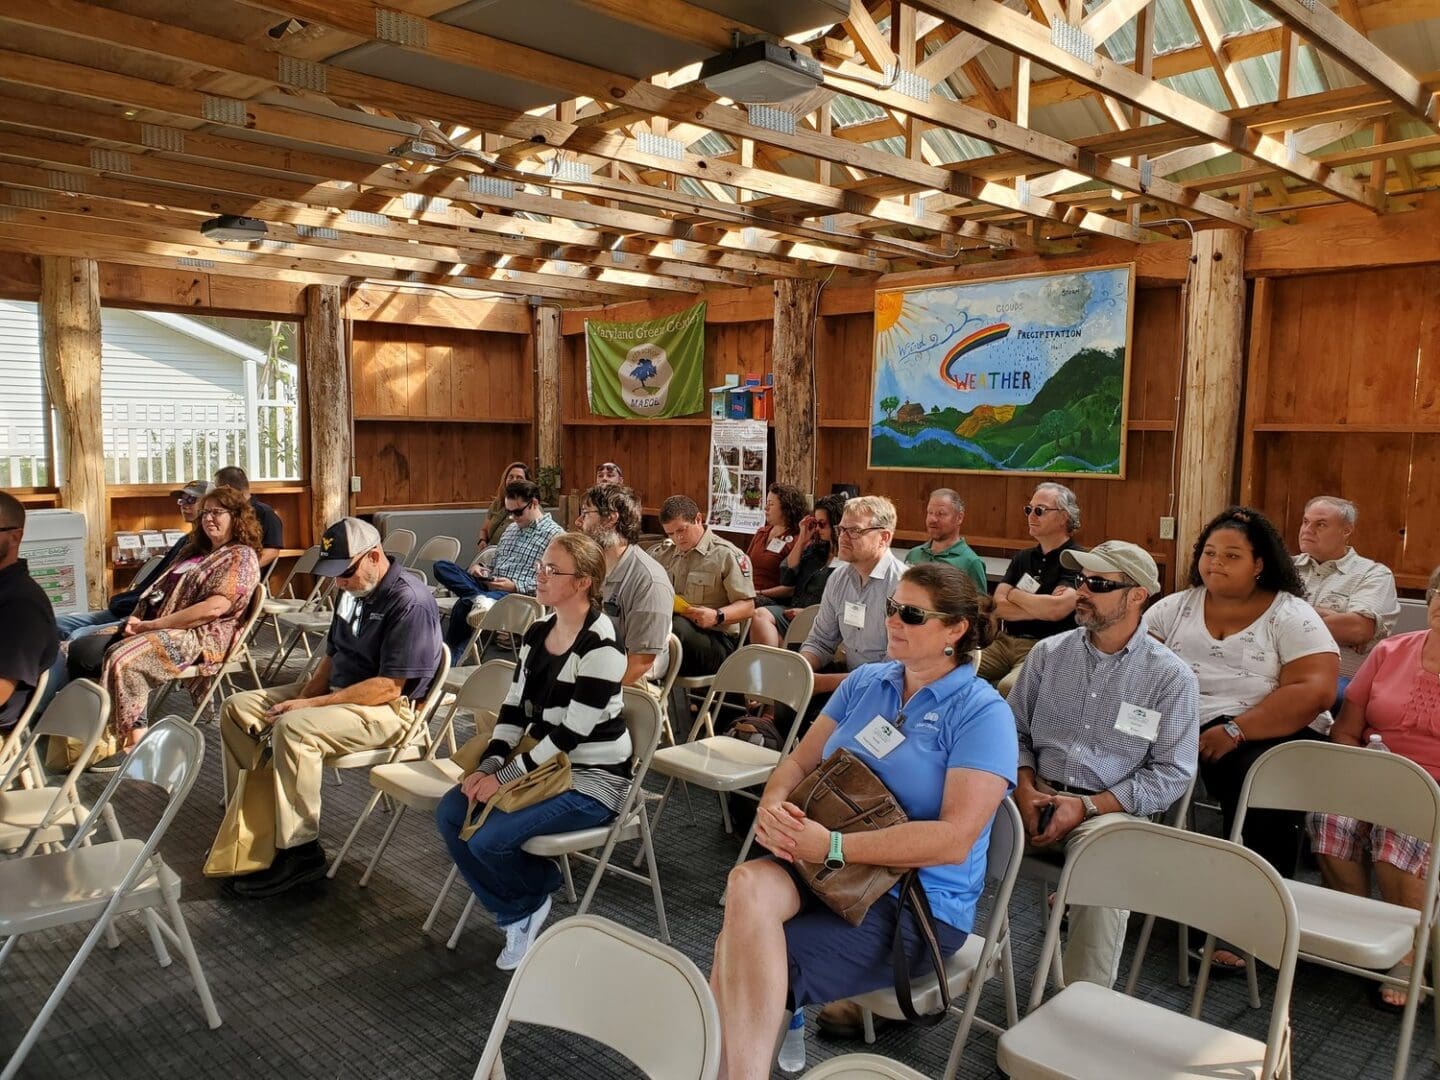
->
xmin=478 ymin=610 xmax=632 ymax=813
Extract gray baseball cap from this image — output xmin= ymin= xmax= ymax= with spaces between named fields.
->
xmin=169 ymin=479 xmax=212 ymax=500
xmin=1061 ymin=540 xmax=1161 ymax=595
xmin=314 ymin=517 xmax=383 ymax=576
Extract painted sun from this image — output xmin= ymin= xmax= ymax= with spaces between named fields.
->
xmin=874 ymin=291 xmax=915 ymax=354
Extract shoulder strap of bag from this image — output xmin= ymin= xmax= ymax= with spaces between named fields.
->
xmin=890 ymin=870 xmax=953 ymax=1026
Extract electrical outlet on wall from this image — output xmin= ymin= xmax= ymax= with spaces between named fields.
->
xmin=1159 ymin=516 xmax=1176 ymax=540
xmin=350 ymin=476 xmax=363 ymax=493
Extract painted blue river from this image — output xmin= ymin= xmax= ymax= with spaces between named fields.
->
xmin=872 ymin=425 xmax=1119 ymax=473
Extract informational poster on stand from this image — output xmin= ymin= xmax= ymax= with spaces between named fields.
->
xmin=22 ymin=544 xmax=79 ymax=610
xmin=707 ymin=419 xmax=768 ymax=534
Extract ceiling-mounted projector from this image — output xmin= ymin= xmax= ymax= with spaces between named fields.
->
xmin=199 ymin=215 xmax=268 ymax=241
xmin=699 ymin=41 xmax=823 ymax=104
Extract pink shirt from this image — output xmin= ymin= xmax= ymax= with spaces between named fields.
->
xmin=1346 ymin=630 xmax=1440 ymax=780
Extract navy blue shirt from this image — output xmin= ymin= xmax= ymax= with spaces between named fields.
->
xmin=250 ymin=497 xmax=284 ymax=551
xmin=0 ymin=559 xmax=60 ymax=730
xmin=325 ymin=557 xmax=442 ymax=700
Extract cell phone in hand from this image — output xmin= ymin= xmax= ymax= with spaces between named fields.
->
xmin=1037 ymin=802 xmax=1056 ymax=835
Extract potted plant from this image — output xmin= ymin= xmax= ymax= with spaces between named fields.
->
xmin=536 ymin=464 xmax=563 ymax=507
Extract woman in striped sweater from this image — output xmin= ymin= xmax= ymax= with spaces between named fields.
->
xmin=435 ymin=530 xmax=631 ymax=971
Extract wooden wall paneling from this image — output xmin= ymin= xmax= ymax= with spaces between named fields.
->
xmin=1262 ymin=277 xmax=1305 ymax=424
xmin=422 ymin=327 xmax=455 ymax=419
xmin=350 ymin=328 xmax=379 ymax=417
xmin=1131 ymin=287 xmax=1182 ymax=425
xmin=451 ymin=332 xmax=484 ymax=419
xmin=1296 ymin=273 xmax=1358 ymax=424
xmin=1337 ymin=433 xmax=1411 ymax=572
xmin=1350 ymin=267 xmax=1426 ymax=427
xmin=1403 ymin=434 xmax=1440 ymax=585
xmin=374 ymin=332 xmax=412 ymax=418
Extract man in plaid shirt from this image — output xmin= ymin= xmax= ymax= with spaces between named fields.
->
xmin=439 ymin=479 xmax=562 ymax=664
xmin=1009 ymin=540 xmax=1199 ymax=988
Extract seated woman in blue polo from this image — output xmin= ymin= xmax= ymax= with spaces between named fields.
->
xmin=709 ymin=562 xmax=1016 ymax=1076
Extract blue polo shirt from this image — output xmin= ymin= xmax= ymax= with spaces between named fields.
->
xmin=326 ymin=557 xmax=442 ymax=699
xmin=820 ymin=660 xmax=1017 ymax=932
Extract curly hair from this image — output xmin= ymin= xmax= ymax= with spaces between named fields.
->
xmin=766 ymin=482 xmax=808 ymax=535
xmin=183 ymin=485 xmax=262 ymax=558
xmin=1188 ymin=505 xmax=1305 ymax=597
xmin=584 ymin=483 xmax=642 ymax=545
xmin=901 ymin=563 xmax=998 ymax=661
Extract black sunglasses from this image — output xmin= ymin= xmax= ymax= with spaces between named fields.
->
xmin=1023 ymin=505 xmax=1063 ymax=517
xmin=338 ymin=551 xmax=371 ymax=578
xmin=505 ymin=504 xmax=530 ymax=517
xmin=885 ymin=597 xmax=949 ymax=626
xmin=0 ymin=525 xmax=19 ymax=534
xmin=1076 ymin=573 xmax=1132 ymax=593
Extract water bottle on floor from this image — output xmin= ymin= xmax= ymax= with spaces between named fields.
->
xmin=1368 ymin=733 xmax=1390 ymax=752
xmin=778 ymin=1009 xmax=806 ymax=1073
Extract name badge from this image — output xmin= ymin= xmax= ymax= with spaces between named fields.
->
xmin=855 ymin=715 xmax=906 ymax=759
xmin=843 ymin=601 xmax=866 ymax=628
xmin=766 ymin=535 xmax=791 ymax=554
xmin=1016 ymin=573 xmax=1042 ymax=594
xmin=1114 ymin=701 xmax=1162 ymax=742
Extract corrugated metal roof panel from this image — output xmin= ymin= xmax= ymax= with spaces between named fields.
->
xmin=923 ymin=126 xmax=995 ymax=161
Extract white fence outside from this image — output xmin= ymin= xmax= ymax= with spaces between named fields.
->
xmin=100 ymin=398 xmax=300 ymax=485
xmin=1 ymin=427 xmax=48 ymax=487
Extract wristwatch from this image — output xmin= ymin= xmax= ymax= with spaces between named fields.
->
xmin=1080 ymin=794 xmax=1100 ymax=820
xmin=714 ymin=607 xmax=726 ymax=628
xmin=825 ymin=830 xmax=845 ymax=870
xmin=1222 ymin=720 xmax=1245 ymax=745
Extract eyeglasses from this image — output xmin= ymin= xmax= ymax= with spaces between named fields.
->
xmin=1076 ymin=573 xmax=1132 ymax=594
xmin=199 ymin=508 xmax=232 ymax=520
xmin=885 ymin=597 xmax=950 ymax=626
xmin=338 ymin=551 xmax=370 ymax=578
xmin=1023 ymin=505 xmax=1063 ymax=517
xmin=836 ymin=525 xmax=882 ymax=539
xmin=505 ymin=504 xmax=530 ymax=517
xmin=535 ymin=561 xmax=579 ymax=578
xmin=597 ymin=464 xmax=620 ymax=475
xmin=176 ymin=495 xmax=199 ymax=506
xmin=576 ymin=507 xmax=600 ymax=518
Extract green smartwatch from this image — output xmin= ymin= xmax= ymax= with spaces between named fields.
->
xmin=824 ymin=830 xmax=845 ymax=870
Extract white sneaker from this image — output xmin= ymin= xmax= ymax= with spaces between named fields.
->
xmin=495 ymin=896 xmax=551 ymax=971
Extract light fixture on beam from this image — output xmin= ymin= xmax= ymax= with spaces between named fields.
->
xmin=699 ymin=41 xmax=823 ymax=104
xmin=199 ymin=215 xmax=268 ymax=241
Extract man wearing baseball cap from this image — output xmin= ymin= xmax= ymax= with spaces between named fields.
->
xmin=1008 ymin=540 xmax=1199 ymax=988
xmin=217 ymin=516 xmax=442 ymax=898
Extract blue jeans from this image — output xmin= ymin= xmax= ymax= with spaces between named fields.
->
xmin=435 ymin=563 xmax=506 ymax=662
xmin=57 ymin=609 xmax=120 ymax=640
xmin=435 ymin=785 xmax=615 ymax=926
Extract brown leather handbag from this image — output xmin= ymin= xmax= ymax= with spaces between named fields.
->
xmin=787 ymin=747 xmax=953 ymax=1025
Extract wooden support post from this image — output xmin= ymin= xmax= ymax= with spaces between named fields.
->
xmin=533 ymin=304 xmax=562 ymax=492
xmin=39 ymin=256 xmax=105 ymax=608
xmin=304 ymin=283 xmax=349 ymax=540
xmin=772 ymin=278 xmax=821 ymax=497
xmin=1177 ymin=229 xmax=1247 ymax=562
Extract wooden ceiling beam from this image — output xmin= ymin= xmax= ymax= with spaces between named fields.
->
xmin=1245 ymin=0 xmax=1438 ymax=131
xmin=822 ymin=58 xmax=1260 ymax=227
xmin=911 ymin=0 xmax=1384 ymax=210
xmin=1081 ymin=0 xmax=1155 ymax=46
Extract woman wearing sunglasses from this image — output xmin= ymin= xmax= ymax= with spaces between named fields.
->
xmin=435 ymin=531 xmax=630 ymax=972
xmin=749 ymin=492 xmax=847 ymax=649
xmin=710 ymin=564 xmax=1017 ymax=1076
xmin=74 ymin=485 xmax=261 ymax=768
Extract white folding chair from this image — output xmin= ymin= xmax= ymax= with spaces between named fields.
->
xmin=648 ymin=645 xmax=814 ymax=882
xmin=0 ymin=681 xmax=111 ymax=857
xmin=852 ymin=799 xmax=1024 ymax=1079
xmin=783 ymin=604 xmax=822 ymax=649
xmin=447 ymin=594 xmax=544 ymax=689
xmin=258 ymin=545 xmax=322 ymax=644
xmin=409 ymin=534 xmax=462 ymax=584
xmin=0 ymin=720 xmax=220 ymax=1080
xmin=671 ymin=616 xmax=752 ymax=706
xmin=997 ymin=820 xmax=1299 ymax=1080
xmin=800 ymin=1055 xmax=929 ymax=1079
xmin=262 ymin=578 xmax=337 ymax=682
xmin=472 ymin=915 xmax=720 ymax=1080
xmin=1232 ymin=740 xmax=1440 ymax=1080
xmin=0 ymin=667 xmax=48 ymax=790
xmin=402 ymin=566 xmax=429 ymax=586
xmin=328 ymin=660 xmax=515 ymax=888
xmin=651 ymin=633 xmax=684 ymax=746
xmin=446 ymin=687 xmax=670 ymax=946
xmin=155 ymin=584 xmax=266 ymax=725
xmin=381 ymin=528 xmax=417 ymax=562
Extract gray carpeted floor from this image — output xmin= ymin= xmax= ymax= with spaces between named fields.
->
xmin=3 ymin=644 xmax=1437 ymax=1079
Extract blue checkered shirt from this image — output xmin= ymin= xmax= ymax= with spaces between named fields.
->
xmin=492 ymin=514 xmax=564 ymax=595
xmin=1009 ymin=623 xmax=1199 ymax=817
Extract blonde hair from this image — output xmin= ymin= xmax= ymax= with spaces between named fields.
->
xmin=844 ymin=495 xmax=897 ymax=532
xmin=549 ymin=531 xmax=607 ymax=611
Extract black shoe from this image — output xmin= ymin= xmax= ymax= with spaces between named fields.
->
xmin=228 ymin=842 xmax=327 ymax=899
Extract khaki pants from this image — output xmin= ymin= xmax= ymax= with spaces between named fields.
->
xmin=219 ymin=682 xmax=413 ymax=849
xmin=1027 ymin=784 xmax=1143 ymax=989
xmin=976 ymin=634 xmax=1037 ymax=697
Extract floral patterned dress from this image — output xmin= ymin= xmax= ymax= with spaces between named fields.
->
xmin=100 ymin=543 xmax=260 ymax=738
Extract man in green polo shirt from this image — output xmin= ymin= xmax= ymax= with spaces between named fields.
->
xmin=904 ymin=488 xmax=988 ymax=594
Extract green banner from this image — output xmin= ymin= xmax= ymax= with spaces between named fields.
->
xmin=585 ymin=301 xmax=706 ymax=418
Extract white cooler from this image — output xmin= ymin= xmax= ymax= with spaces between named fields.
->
xmin=19 ymin=508 xmax=89 ymax=615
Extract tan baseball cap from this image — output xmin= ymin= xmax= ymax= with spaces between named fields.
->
xmin=169 ymin=479 xmax=213 ymax=500
xmin=1061 ymin=541 xmax=1161 ymax=595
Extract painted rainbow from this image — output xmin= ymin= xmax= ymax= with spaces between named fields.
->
xmin=940 ymin=323 xmax=1011 ymax=390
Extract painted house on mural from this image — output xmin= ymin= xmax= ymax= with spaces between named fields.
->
xmin=0 ymin=299 xmax=299 ymax=487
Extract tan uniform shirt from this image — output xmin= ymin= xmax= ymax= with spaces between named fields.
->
xmin=653 ymin=527 xmax=756 ymax=637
